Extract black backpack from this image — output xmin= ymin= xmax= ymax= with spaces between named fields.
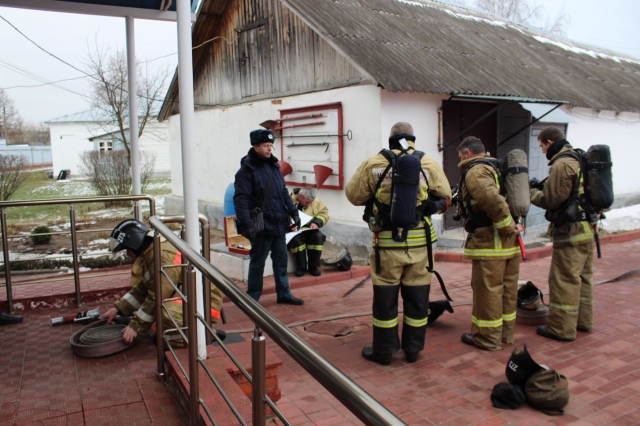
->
xmin=545 ymin=145 xmax=613 ymax=225
xmin=363 ymin=148 xmax=428 ymax=242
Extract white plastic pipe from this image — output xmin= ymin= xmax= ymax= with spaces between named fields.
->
xmin=126 ymin=15 xmax=141 ymax=215
xmin=176 ymin=0 xmax=206 ymax=359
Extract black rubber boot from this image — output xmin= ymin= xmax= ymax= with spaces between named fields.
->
xmin=293 ymin=250 xmax=307 ymax=277
xmin=307 ymin=249 xmax=322 ymax=276
xmin=362 ymin=346 xmax=392 ymax=366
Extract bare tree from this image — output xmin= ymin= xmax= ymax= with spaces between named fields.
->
xmin=0 ymin=155 xmax=29 ymax=200
xmin=84 ymin=40 xmax=170 ymax=167
xmin=78 ymin=150 xmax=156 ymax=200
xmin=21 ymin=122 xmax=50 ymax=145
xmin=0 ymin=89 xmax=24 ymax=144
xmin=472 ymin=0 xmax=570 ymax=35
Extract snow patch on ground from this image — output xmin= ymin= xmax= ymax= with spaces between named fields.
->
xmin=601 ymin=204 xmax=640 ymax=233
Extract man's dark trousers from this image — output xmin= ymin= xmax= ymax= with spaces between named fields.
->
xmin=247 ymin=234 xmax=294 ymax=301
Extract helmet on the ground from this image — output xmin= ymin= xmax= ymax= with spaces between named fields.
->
xmin=109 ymin=219 xmax=153 ymax=259
xmin=324 ymin=248 xmax=353 ymax=271
xmin=518 ymin=281 xmax=541 ymax=310
xmin=506 ymin=343 xmax=544 ymax=387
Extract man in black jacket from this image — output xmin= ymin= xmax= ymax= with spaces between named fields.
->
xmin=233 ymin=129 xmax=304 ymax=305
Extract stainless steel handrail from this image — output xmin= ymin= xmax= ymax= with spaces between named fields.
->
xmin=149 ymin=217 xmax=404 ymax=426
xmin=0 ymin=195 xmax=155 ymax=313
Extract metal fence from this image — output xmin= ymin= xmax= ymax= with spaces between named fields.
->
xmin=0 ymin=145 xmax=52 ymax=166
xmin=150 ymin=217 xmax=405 ymax=426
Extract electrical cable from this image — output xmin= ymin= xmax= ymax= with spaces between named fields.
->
xmin=0 ymin=13 xmax=235 ymax=109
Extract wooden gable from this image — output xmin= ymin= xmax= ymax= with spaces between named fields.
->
xmin=160 ymin=0 xmax=370 ymax=119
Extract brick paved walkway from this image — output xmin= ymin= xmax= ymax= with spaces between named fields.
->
xmin=1 ymin=236 xmax=640 ymax=425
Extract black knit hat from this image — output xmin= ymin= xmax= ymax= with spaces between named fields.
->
xmin=250 ymin=129 xmax=275 ymax=146
xmin=491 ymin=382 xmax=527 ymax=410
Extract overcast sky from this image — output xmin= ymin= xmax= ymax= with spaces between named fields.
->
xmin=0 ymin=0 xmax=639 ymax=124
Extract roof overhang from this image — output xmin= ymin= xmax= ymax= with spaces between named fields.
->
xmin=519 ymin=103 xmax=574 ymax=123
xmin=0 ymin=0 xmax=197 ymax=22
xmin=451 ymin=94 xmax=570 ymax=104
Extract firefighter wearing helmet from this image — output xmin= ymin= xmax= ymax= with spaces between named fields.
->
xmin=345 ymin=122 xmax=452 ymax=365
xmin=102 ymin=219 xmax=224 ymax=347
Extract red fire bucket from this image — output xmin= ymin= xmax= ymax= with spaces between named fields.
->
xmin=313 ymin=165 xmax=333 ymax=188
xmin=278 ymin=161 xmax=293 ymax=177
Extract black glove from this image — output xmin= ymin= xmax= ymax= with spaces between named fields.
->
xmin=241 ymin=227 xmax=256 ymax=241
xmin=422 ymin=195 xmax=448 ymax=216
xmin=291 ymin=215 xmax=301 ymax=231
xmin=530 ymin=178 xmax=546 ymax=190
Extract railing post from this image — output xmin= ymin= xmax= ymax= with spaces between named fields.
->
xmin=187 ymin=265 xmax=200 ymax=425
xmin=154 ymin=232 xmax=165 ymax=381
xmin=202 ymin=220 xmax=212 ymax=344
xmin=252 ymin=327 xmax=266 ymax=425
xmin=181 ymin=225 xmax=188 ymax=327
xmin=69 ymin=205 xmax=82 ymax=306
xmin=1 ymin=209 xmax=14 ymax=314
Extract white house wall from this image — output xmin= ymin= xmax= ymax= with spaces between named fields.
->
xmin=564 ymin=107 xmax=640 ymax=198
xmin=49 ymin=123 xmax=94 ymax=177
xmin=138 ymin=121 xmax=171 ymax=175
xmin=380 ymin=91 xmax=447 ymax=163
xmin=169 ymin=84 xmax=384 ymax=222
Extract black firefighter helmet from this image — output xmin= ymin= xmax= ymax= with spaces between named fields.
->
xmin=518 ymin=281 xmax=542 ymax=310
xmin=109 ymin=219 xmax=153 ymax=259
xmin=506 ymin=343 xmax=544 ymax=388
xmin=324 ymin=248 xmax=353 ymax=271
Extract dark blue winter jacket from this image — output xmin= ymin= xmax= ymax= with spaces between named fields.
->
xmin=233 ymin=149 xmax=298 ymax=236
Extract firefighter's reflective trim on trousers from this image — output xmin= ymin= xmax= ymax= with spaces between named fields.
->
xmin=375 ymin=229 xmax=428 ymax=248
xmin=502 ymin=310 xmax=516 ymax=323
xmin=472 ymin=315 xmax=503 ymax=328
xmin=493 ymin=215 xmax=512 ymax=230
xmin=404 ymin=315 xmax=428 ymax=328
xmin=136 ymin=308 xmax=155 ymax=323
xmin=289 ymin=244 xmax=307 ymax=253
xmin=123 ymin=293 xmax=142 ymax=309
xmin=553 ymin=222 xmax=594 ymax=244
xmin=372 ymin=316 xmax=399 ymax=328
xmin=549 ymin=302 xmax=579 ymax=312
xmin=307 ymin=244 xmax=323 ymax=251
xmin=580 ymin=296 xmax=592 ymax=304
xmin=164 ymin=333 xmax=184 ymax=341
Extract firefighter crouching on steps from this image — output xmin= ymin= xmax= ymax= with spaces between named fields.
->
xmin=530 ymin=126 xmax=595 ymax=341
xmin=288 ymin=187 xmax=329 ymax=277
xmin=456 ymin=137 xmax=523 ymax=351
xmin=102 ymin=219 xmax=224 ymax=348
xmin=346 ymin=122 xmax=451 ymax=365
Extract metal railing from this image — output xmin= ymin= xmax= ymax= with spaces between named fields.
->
xmin=0 ymin=195 xmax=156 ymax=314
xmin=149 ymin=217 xmax=405 ymax=426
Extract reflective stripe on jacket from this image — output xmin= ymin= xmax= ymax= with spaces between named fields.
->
xmin=290 ymin=191 xmax=330 ymax=228
xmin=458 ymin=157 xmax=519 ymax=260
xmin=530 ymin=146 xmax=594 ymax=248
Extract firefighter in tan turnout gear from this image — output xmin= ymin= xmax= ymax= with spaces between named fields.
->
xmin=346 ymin=122 xmax=451 ymax=365
xmin=530 ymin=126 xmax=595 ymax=341
xmin=288 ymin=188 xmax=330 ymax=277
xmin=456 ymin=137 xmax=523 ymax=351
xmin=102 ymin=220 xmax=224 ymax=347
